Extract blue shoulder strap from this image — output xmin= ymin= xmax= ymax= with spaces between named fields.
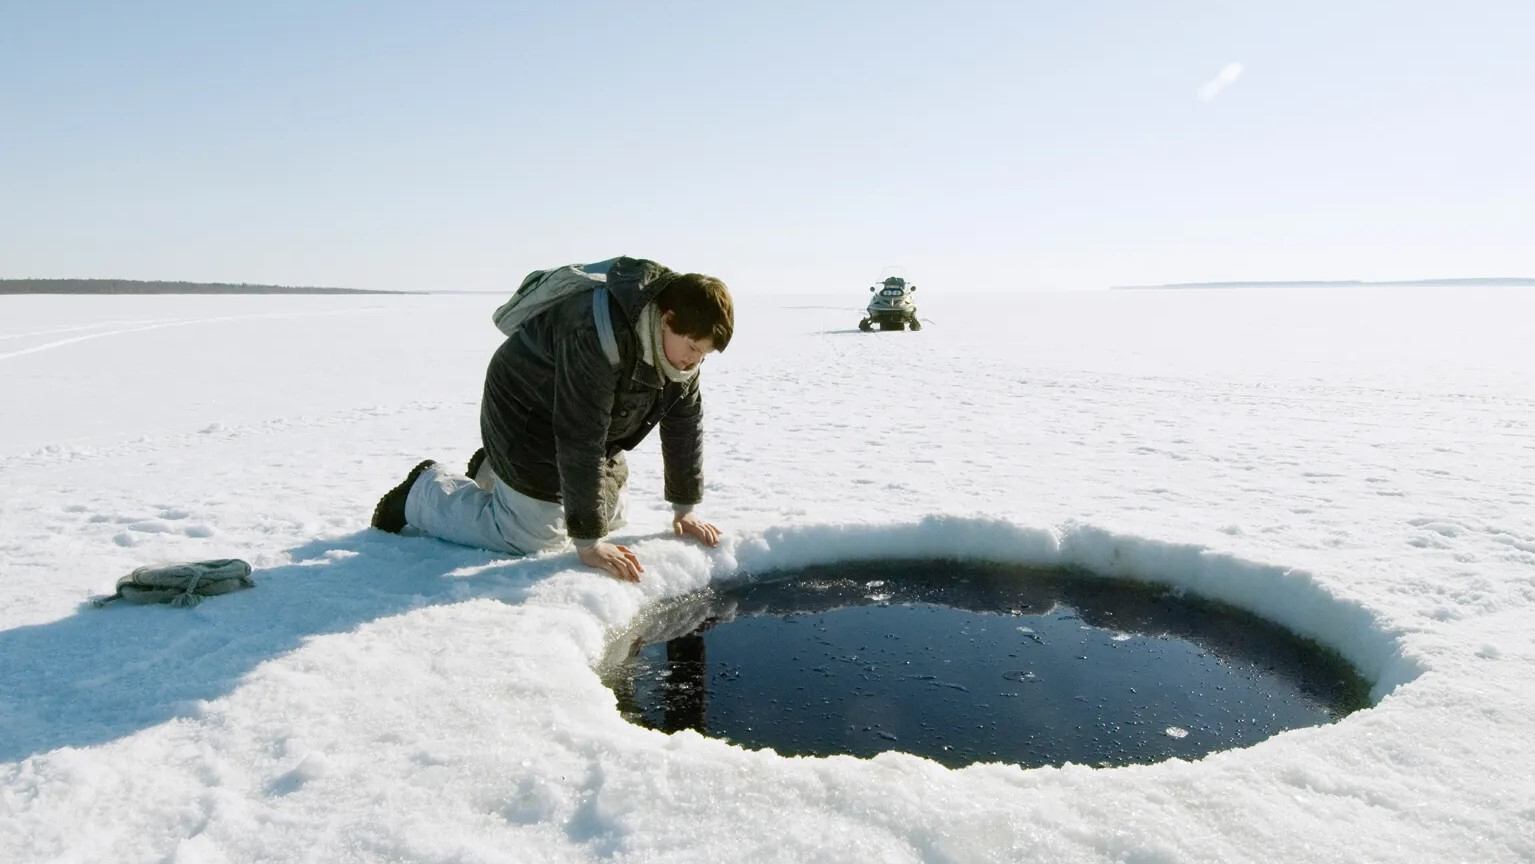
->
xmin=590 ymin=286 xmax=621 ymax=369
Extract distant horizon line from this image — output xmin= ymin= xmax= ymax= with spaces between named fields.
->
xmin=8 ymin=276 xmax=1535 ymax=297
xmin=1114 ymin=277 xmax=1535 ymax=290
xmin=0 ymin=278 xmax=413 ymax=296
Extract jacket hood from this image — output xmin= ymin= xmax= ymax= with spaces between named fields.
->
xmin=603 ymin=257 xmax=675 ymax=325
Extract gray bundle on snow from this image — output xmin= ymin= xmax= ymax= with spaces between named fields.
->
xmin=92 ymin=558 xmax=255 ymax=608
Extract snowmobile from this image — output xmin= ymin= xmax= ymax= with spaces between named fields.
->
xmin=858 ymin=276 xmax=921 ymax=331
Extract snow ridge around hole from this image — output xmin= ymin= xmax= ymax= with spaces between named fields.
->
xmin=527 ymin=516 xmax=1419 ymax=707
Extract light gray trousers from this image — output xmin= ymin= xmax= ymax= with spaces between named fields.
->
xmin=403 ymin=462 xmax=626 ymax=556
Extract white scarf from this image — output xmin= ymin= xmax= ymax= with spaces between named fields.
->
xmin=636 ymin=303 xmax=698 ymax=384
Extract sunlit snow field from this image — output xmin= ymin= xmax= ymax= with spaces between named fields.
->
xmin=3 ymin=286 xmax=1534 ymax=863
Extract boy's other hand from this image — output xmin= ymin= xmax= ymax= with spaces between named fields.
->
xmin=579 ymin=542 xmax=643 ymax=582
xmin=673 ymin=512 xmax=722 ymax=547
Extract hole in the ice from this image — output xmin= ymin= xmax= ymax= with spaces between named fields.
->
xmin=599 ymin=560 xmax=1373 ymax=770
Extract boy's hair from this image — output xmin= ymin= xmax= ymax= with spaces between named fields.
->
xmin=654 ymin=272 xmax=734 ymax=351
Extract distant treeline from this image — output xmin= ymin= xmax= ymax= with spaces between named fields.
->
xmin=1114 ymin=278 xmax=1535 ymax=290
xmin=0 ymin=278 xmax=409 ymax=295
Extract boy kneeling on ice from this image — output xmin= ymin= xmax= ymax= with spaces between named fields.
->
xmin=371 ymin=256 xmax=733 ymax=581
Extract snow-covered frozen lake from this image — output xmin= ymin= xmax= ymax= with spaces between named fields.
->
xmin=3 ymin=285 xmax=1534 ymax=862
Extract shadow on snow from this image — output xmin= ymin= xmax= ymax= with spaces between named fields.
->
xmin=0 ymin=530 xmax=577 ymax=763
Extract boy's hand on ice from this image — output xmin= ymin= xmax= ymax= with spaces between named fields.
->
xmin=579 ymin=542 xmax=643 ymax=582
xmin=673 ymin=512 xmax=721 ymax=547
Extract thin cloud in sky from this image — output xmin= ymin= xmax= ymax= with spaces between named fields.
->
xmin=1197 ymin=62 xmax=1244 ymax=102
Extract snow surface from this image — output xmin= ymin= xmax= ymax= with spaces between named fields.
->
xmin=3 ymin=286 xmax=1534 ymax=863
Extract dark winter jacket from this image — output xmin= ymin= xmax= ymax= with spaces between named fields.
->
xmin=480 ymin=257 xmax=705 ymax=541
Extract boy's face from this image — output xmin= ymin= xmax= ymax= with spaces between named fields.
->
xmin=661 ymin=312 xmax=716 ymax=371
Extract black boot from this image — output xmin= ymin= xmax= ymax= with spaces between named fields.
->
xmin=370 ymin=460 xmax=435 ymax=534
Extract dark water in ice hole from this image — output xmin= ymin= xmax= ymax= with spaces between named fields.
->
xmin=599 ymin=561 xmax=1372 ymax=769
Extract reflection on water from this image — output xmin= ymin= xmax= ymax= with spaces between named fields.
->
xmin=600 ymin=561 xmax=1372 ymax=770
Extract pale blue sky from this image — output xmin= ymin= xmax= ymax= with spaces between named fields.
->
xmin=2 ymin=1 xmax=1530 ymax=292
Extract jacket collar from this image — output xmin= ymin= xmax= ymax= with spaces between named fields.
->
xmin=630 ymin=356 xmax=666 ymax=389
